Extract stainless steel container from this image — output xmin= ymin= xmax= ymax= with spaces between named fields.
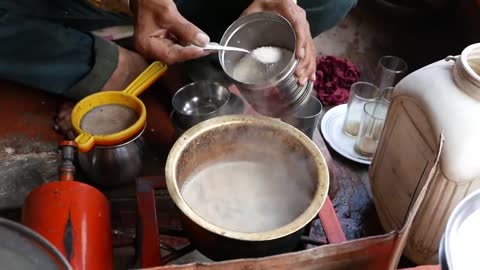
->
xmin=78 ymin=127 xmax=145 ymax=187
xmin=165 ymin=115 xmax=329 ymax=261
xmin=443 ymin=188 xmax=480 ymax=270
xmin=439 ymin=236 xmax=448 ymax=270
xmin=171 ymin=92 xmax=245 ymax=135
xmin=172 ymin=81 xmax=231 ymax=128
xmin=281 ymin=93 xmax=322 ymax=139
xmin=219 ymin=12 xmax=312 ymax=118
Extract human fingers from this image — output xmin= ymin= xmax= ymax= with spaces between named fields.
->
xmin=147 ymin=37 xmax=207 ymax=64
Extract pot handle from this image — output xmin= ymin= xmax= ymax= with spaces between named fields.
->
xmin=123 ymin=61 xmax=168 ymax=97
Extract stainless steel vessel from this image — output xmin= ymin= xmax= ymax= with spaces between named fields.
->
xmin=172 ymin=81 xmax=231 ymax=128
xmin=165 ymin=115 xmax=329 ymax=260
xmin=170 ymin=92 xmax=245 ymax=135
xmin=78 ymin=126 xmax=145 ymax=187
xmin=442 ymin=188 xmax=480 ymax=270
xmin=0 ymin=218 xmax=71 ymax=269
xmin=219 ymin=12 xmax=312 ymax=118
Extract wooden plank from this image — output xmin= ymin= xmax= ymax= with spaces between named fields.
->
xmin=318 ymin=197 xmax=347 ymax=243
xmin=146 ymin=232 xmax=400 ymax=270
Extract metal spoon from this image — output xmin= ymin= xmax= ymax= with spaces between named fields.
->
xmin=202 ymin=42 xmax=252 ymax=55
xmin=199 ymin=43 xmax=278 ymax=65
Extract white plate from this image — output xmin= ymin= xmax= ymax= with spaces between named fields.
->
xmin=320 ymin=104 xmax=372 ymax=165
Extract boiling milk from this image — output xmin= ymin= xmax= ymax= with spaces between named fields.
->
xmin=181 ymin=161 xmax=313 ymax=233
xmin=80 ymin=104 xmax=138 ymax=135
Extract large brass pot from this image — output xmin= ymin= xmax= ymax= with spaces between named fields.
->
xmin=165 ymin=115 xmax=329 ymax=261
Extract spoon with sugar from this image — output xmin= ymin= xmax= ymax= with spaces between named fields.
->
xmin=201 ymin=43 xmax=282 ymax=64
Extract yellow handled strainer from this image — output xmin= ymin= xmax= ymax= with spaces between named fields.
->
xmin=71 ymin=61 xmax=168 ymax=153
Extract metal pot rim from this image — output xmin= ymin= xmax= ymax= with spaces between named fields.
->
xmin=165 ymin=115 xmax=329 ymax=241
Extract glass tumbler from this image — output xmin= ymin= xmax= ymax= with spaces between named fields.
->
xmin=373 ymin=56 xmax=408 ymax=90
xmin=343 ymin=82 xmax=381 ymax=137
xmin=354 ymin=100 xmax=390 ymax=157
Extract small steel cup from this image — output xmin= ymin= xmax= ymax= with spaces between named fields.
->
xmin=172 ymin=81 xmax=231 ymax=128
xmin=171 ymin=91 xmax=246 ymax=135
xmin=282 ymin=96 xmax=323 ymax=139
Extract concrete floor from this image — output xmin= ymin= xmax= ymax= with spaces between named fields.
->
xmin=313 ymin=0 xmax=469 ymax=84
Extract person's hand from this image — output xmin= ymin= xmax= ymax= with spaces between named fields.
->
xmin=242 ymin=0 xmax=316 ymax=85
xmin=131 ymin=0 xmax=210 ymax=64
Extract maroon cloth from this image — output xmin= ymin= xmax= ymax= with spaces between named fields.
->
xmin=314 ymin=56 xmax=361 ymax=106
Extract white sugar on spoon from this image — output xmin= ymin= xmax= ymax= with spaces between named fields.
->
xmin=200 ymin=43 xmax=286 ymax=64
xmin=252 ymin=46 xmax=286 ymax=64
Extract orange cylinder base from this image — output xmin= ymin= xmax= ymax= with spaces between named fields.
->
xmin=22 ymin=181 xmax=113 ymax=270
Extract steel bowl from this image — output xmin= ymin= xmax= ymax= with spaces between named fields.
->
xmin=171 ymin=92 xmax=245 ymax=135
xmin=172 ymin=81 xmax=230 ymax=128
xmin=165 ymin=115 xmax=329 ymax=260
xmin=219 ymin=12 xmax=311 ymax=117
xmin=444 ymin=188 xmax=480 ymax=270
xmin=439 ymin=235 xmax=448 ymax=270
xmin=78 ymin=126 xmax=145 ymax=187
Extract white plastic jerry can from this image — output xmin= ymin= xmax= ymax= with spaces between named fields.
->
xmin=369 ymin=43 xmax=480 ymax=264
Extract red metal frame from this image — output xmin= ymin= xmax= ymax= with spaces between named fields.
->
xmin=318 ymin=197 xmax=347 ymax=244
xmin=136 ymin=176 xmax=165 ymax=267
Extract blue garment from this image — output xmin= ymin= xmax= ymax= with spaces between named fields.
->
xmin=0 ymin=0 xmax=357 ymax=99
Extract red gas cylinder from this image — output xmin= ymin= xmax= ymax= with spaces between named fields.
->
xmin=22 ymin=141 xmax=113 ymax=270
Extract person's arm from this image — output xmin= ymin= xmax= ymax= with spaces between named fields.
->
xmin=130 ymin=0 xmax=210 ymax=64
xmin=243 ymin=0 xmax=315 ymax=86
xmin=90 ymin=0 xmax=210 ymax=64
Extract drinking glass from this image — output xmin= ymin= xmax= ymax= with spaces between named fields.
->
xmin=373 ymin=56 xmax=408 ymax=90
xmin=381 ymin=87 xmax=395 ymax=103
xmin=343 ymin=82 xmax=381 ymax=137
xmin=354 ymin=100 xmax=390 ymax=157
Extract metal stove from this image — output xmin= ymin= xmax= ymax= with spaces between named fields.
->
xmin=128 ymin=176 xmax=345 ymax=269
